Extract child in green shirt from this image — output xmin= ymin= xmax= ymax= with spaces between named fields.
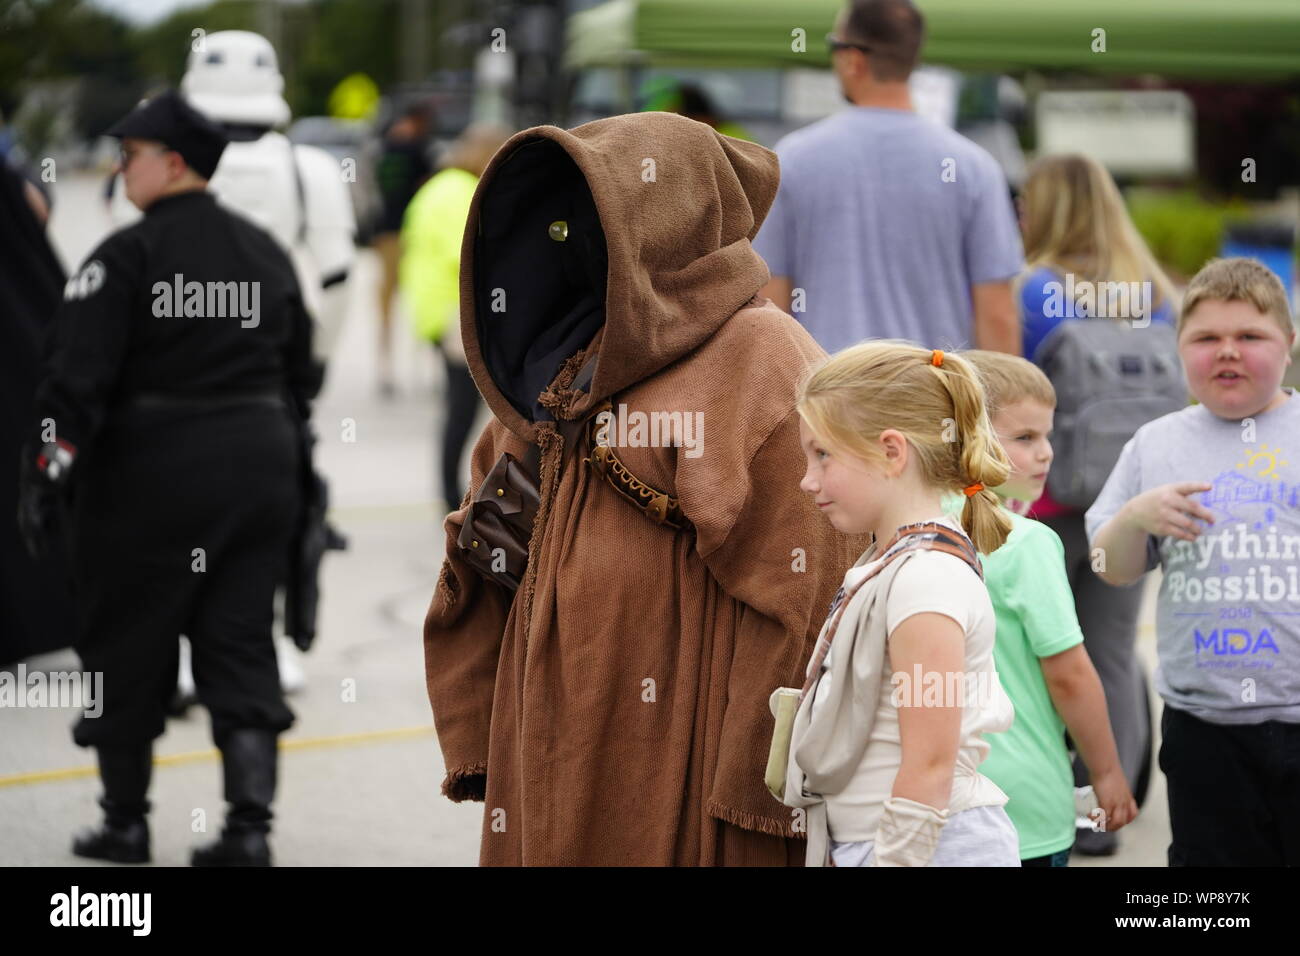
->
xmin=964 ymin=351 xmax=1138 ymax=865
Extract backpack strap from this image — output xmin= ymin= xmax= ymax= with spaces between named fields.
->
xmin=798 ymin=521 xmax=981 ymax=704
xmin=287 ymin=139 xmax=308 ymax=245
xmin=878 ymin=521 xmax=983 ymax=580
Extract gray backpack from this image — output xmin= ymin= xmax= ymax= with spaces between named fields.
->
xmin=1032 ymin=319 xmax=1186 ymax=509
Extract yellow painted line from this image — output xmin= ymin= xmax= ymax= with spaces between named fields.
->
xmin=278 ymin=725 xmax=433 ymax=752
xmin=0 ymin=764 xmax=98 ymax=787
xmin=0 ymin=725 xmax=435 ymax=790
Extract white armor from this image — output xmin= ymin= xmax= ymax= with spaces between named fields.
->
xmin=108 ymin=31 xmax=357 ymax=362
xmin=192 ymin=130 xmax=355 ymax=360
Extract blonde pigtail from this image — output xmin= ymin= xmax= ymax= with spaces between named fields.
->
xmin=931 ymin=352 xmax=1013 ymax=555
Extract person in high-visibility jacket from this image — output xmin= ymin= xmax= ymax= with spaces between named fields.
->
xmin=400 ymin=124 xmax=511 ymax=514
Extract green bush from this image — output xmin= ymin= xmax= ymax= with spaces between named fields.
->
xmin=1126 ymin=189 xmax=1251 ymax=282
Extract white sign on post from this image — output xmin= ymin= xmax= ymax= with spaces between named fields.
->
xmin=1035 ymin=90 xmax=1195 ymax=176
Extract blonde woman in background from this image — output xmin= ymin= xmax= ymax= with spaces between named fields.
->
xmin=1015 ymin=153 xmax=1176 ymax=856
xmin=400 ymin=124 xmax=511 ymax=514
xmin=1018 ymin=153 xmax=1178 ymax=357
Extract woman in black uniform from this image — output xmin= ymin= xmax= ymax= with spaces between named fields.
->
xmin=18 ymin=91 xmax=321 ymax=867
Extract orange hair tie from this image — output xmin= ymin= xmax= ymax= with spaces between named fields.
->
xmin=963 ymin=483 xmax=984 ymax=497
xmin=930 ymin=349 xmax=944 ymax=367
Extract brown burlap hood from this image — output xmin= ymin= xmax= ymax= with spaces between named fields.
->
xmin=424 ymin=111 xmax=868 ymax=865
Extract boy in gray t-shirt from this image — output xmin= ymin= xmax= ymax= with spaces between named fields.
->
xmin=1087 ymin=258 xmax=1300 ymax=865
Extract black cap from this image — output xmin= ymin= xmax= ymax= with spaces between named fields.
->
xmin=107 ymin=90 xmax=228 ymax=179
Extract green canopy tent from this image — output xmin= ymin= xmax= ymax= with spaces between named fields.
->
xmin=566 ymin=0 xmax=1300 ymax=81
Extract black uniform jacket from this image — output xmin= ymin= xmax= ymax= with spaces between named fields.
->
xmin=33 ymin=189 xmax=321 ymax=457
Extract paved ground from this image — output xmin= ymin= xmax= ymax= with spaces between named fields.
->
xmin=0 ymin=172 xmax=1169 ymax=866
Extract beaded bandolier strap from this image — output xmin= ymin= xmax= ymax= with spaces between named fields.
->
xmin=583 ymin=399 xmax=690 ymax=530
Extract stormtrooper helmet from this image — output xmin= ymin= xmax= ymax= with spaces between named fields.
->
xmin=182 ymin=30 xmax=291 ymax=128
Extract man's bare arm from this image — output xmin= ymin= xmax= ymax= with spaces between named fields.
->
xmin=971 ymin=280 xmax=1020 ymax=354
xmin=760 ymin=276 xmax=793 ymax=314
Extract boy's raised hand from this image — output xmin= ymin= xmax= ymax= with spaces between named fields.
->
xmin=1122 ymin=481 xmax=1215 ymax=542
xmin=1089 ymin=767 xmax=1138 ymax=834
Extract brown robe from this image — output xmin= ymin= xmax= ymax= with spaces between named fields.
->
xmin=423 ymin=112 xmax=868 ymax=865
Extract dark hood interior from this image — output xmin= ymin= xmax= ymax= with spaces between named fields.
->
xmin=461 ymin=114 xmax=779 ymax=440
xmin=474 ymin=138 xmax=608 ymax=423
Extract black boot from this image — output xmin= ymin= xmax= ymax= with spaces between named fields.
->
xmin=191 ymin=729 xmax=277 ymax=867
xmin=72 ymin=744 xmax=153 ymax=864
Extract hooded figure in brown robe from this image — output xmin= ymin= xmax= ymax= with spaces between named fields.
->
xmin=423 ymin=111 xmax=868 ymax=865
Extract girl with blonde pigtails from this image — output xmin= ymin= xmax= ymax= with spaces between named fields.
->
xmin=773 ymin=340 xmax=1021 ymax=866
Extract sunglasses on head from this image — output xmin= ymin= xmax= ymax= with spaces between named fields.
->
xmin=826 ymin=33 xmax=872 ymax=55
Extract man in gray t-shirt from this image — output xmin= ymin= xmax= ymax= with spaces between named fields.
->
xmin=755 ymin=0 xmax=1023 ymax=355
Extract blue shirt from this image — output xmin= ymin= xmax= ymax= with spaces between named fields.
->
xmin=1019 ymin=265 xmax=1175 ymax=360
xmin=753 ymin=107 xmax=1023 ymax=355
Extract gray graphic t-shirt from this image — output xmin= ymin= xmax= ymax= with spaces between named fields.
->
xmin=1086 ymin=390 xmax=1300 ymax=725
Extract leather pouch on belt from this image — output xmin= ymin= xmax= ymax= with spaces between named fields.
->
xmin=456 ymin=451 xmax=540 ymax=593
xmin=454 ymin=353 xmax=600 ymax=594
